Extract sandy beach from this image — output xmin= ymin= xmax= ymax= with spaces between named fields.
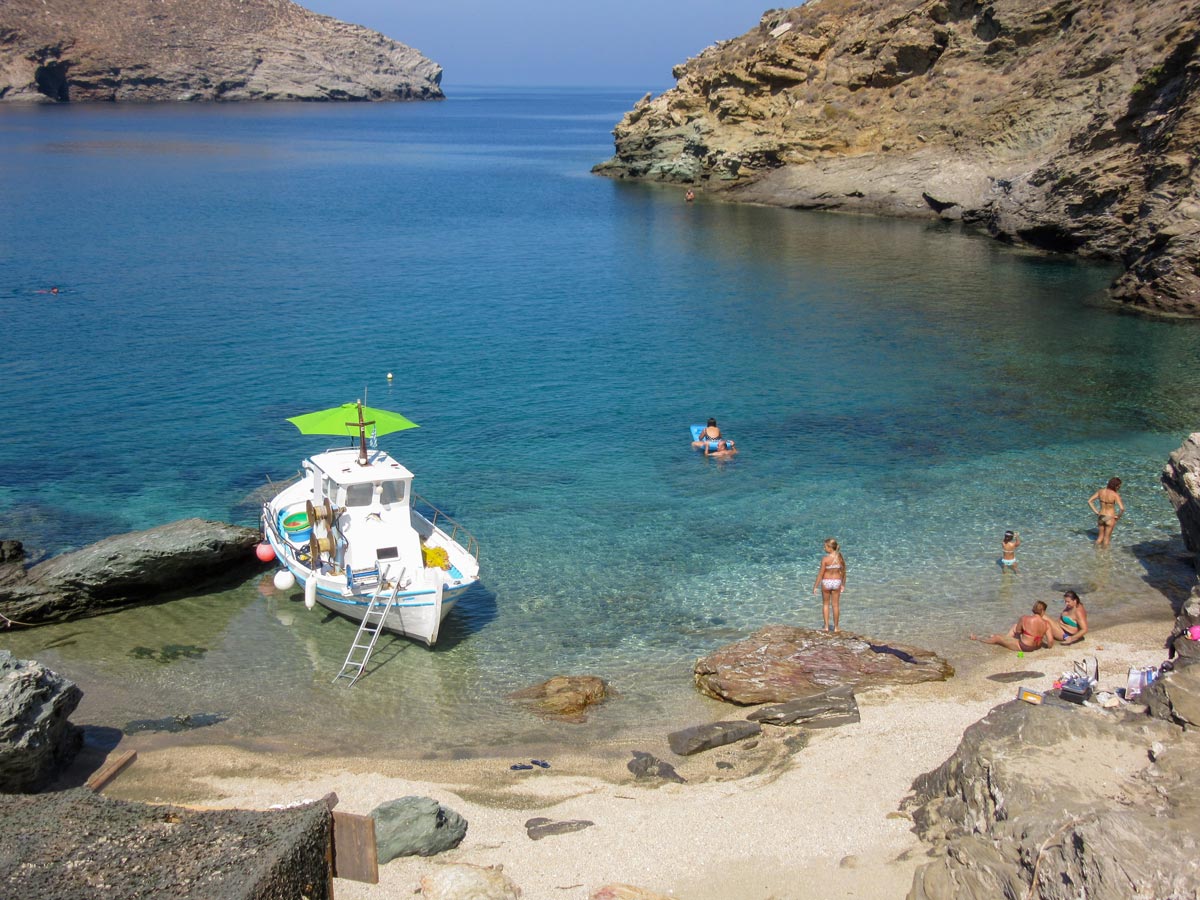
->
xmin=94 ymin=610 xmax=1178 ymax=900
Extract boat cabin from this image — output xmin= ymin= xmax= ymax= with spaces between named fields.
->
xmin=304 ymin=447 xmax=423 ymax=580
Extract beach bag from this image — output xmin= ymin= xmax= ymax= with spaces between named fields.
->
xmin=1125 ymin=666 xmax=1156 ymax=699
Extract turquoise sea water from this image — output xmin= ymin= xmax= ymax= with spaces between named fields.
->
xmin=2 ymin=89 xmax=1199 ymax=755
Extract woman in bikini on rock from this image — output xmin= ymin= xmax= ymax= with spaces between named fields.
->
xmin=1088 ymin=477 xmax=1124 ymax=549
xmin=813 ymin=538 xmax=846 ymax=632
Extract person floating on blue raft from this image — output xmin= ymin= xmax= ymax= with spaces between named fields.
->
xmin=691 ymin=417 xmax=737 ymax=456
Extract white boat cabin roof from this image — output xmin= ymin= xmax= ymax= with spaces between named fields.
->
xmin=307 ymin=447 xmax=415 ymax=486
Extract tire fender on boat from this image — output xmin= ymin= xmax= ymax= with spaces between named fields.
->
xmin=304 ymin=576 xmax=317 ymax=610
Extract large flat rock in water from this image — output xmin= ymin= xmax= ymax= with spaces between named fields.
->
xmin=694 ymin=625 xmax=953 ymax=704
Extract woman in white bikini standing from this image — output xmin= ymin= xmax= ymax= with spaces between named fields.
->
xmin=813 ymin=538 xmax=847 ymax=632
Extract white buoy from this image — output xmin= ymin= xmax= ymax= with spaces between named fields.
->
xmin=304 ymin=576 xmax=317 ymax=609
xmin=386 ymin=372 xmax=393 ymax=381
xmin=273 ymin=569 xmax=295 ymax=591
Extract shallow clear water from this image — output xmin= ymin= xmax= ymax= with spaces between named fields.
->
xmin=2 ymin=89 xmax=1199 ymax=755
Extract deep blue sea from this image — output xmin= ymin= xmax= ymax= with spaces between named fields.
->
xmin=3 ymin=88 xmax=1199 ymax=755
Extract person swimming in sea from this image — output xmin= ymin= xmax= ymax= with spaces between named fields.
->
xmin=693 ymin=418 xmax=736 ymax=455
xmin=1044 ymin=590 xmax=1088 ymax=645
xmin=999 ymin=530 xmax=1020 ymax=572
xmin=970 ymin=601 xmax=1053 ymax=653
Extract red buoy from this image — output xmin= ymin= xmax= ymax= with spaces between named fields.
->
xmin=255 ymin=542 xmax=276 ymax=562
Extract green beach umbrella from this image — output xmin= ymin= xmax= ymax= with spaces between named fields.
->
xmin=287 ymin=401 xmax=418 ymax=466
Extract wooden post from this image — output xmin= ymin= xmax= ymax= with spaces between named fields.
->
xmin=85 ymin=749 xmax=137 ymax=792
xmin=331 ymin=810 xmax=378 ymax=884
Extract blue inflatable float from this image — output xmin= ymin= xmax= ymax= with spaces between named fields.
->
xmin=690 ymin=424 xmax=735 ymax=452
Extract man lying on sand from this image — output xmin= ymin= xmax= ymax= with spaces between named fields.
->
xmin=970 ymin=601 xmax=1054 ymax=652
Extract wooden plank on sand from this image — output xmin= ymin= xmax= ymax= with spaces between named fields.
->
xmin=85 ymin=749 xmax=138 ymax=792
xmin=332 ymin=810 xmax=378 ymax=884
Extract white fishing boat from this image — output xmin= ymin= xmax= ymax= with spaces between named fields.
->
xmin=260 ymin=402 xmax=479 ymax=682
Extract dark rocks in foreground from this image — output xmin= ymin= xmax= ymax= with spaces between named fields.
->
xmin=0 ymin=651 xmax=83 ymax=793
xmin=694 ymin=625 xmax=953 ymax=705
xmin=0 ymin=788 xmax=334 ymax=900
xmin=0 ymin=518 xmax=263 ymax=626
xmin=904 ymin=698 xmax=1200 ymax=900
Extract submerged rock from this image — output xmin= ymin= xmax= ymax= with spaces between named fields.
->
xmin=0 ymin=518 xmax=263 ymax=626
xmin=508 ymin=674 xmax=610 ymax=723
xmin=0 ymin=651 xmax=82 ymax=792
xmin=694 ymin=625 xmax=952 ymax=705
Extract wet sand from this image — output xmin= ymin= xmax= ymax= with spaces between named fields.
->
xmin=97 ymin=611 xmax=1177 ymax=900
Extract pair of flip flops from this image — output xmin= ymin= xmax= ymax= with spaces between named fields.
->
xmin=510 ymin=759 xmax=551 ymax=770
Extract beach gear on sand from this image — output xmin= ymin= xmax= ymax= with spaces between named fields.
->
xmin=510 ymin=763 xmax=533 ymax=770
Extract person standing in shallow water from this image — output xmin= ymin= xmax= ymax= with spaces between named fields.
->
xmin=813 ymin=538 xmax=846 ymax=632
xmin=1000 ymin=530 xmax=1020 ymax=572
xmin=1088 ymin=477 xmax=1125 ymax=548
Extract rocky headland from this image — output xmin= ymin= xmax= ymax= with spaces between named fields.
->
xmin=0 ymin=0 xmax=443 ymax=103
xmin=594 ymin=0 xmax=1200 ymax=317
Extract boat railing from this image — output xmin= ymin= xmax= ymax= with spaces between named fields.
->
xmin=413 ymin=493 xmax=479 ymax=561
xmin=262 ymin=500 xmax=306 ymax=567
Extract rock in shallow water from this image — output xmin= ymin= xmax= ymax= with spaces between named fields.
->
xmin=694 ymin=625 xmax=953 ymax=705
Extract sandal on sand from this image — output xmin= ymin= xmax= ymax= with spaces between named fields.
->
xmin=531 ymin=759 xmax=550 ymax=769
xmin=510 ymin=763 xmax=533 ymax=770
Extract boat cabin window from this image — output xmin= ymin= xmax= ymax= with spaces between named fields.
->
xmin=379 ymin=480 xmax=406 ymax=505
xmin=344 ymin=483 xmax=373 ymax=507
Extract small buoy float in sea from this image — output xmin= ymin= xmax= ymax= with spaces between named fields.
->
xmin=386 ymin=372 xmax=393 ymax=381
xmin=255 ymin=542 xmax=276 ymax=563
xmin=273 ymin=569 xmax=296 ymax=591
xmin=304 ymin=577 xmax=317 ymax=609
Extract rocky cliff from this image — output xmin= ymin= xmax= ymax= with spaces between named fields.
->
xmin=0 ymin=0 xmax=442 ymax=102
xmin=594 ymin=0 xmax=1200 ymax=317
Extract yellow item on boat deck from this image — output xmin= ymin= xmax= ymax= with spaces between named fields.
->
xmin=422 ymin=545 xmax=450 ymax=569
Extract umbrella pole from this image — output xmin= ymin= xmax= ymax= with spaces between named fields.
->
xmin=355 ymin=402 xmax=369 ymax=466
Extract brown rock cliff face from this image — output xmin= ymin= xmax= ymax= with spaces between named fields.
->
xmin=595 ymin=0 xmax=1200 ymax=317
xmin=0 ymin=0 xmax=443 ymax=102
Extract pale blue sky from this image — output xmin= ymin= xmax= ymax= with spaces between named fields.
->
xmin=301 ymin=1 xmax=771 ymax=89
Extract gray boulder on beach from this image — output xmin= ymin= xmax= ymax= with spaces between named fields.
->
xmin=372 ymin=796 xmax=467 ymax=862
xmin=0 ymin=518 xmax=263 ymax=626
xmin=0 ymin=651 xmax=83 ymax=793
